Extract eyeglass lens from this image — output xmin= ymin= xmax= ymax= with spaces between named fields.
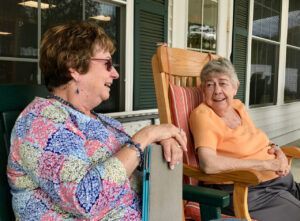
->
xmin=90 ymin=58 xmax=113 ymax=71
xmin=105 ymin=59 xmax=112 ymax=71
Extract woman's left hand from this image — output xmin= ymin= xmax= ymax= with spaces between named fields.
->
xmin=160 ymin=138 xmax=186 ymax=170
xmin=268 ymin=144 xmax=290 ymax=176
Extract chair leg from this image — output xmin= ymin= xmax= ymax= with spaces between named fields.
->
xmin=233 ymin=183 xmax=251 ymax=221
xmin=182 ymin=202 xmax=185 ymax=221
xmin=200 ymin=204 xmax=222 ymax=221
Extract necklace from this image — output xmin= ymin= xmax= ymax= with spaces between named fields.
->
xmin=47 ymin=94 xmax=86 ymax=114
xmin=47 ymin=93 xmax=144 ymax=169
xmin=47 ymin=94 xmax=129 ymax=136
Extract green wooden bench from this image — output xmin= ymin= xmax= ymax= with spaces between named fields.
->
xmin=0 ymin=84 xmax=48 ymax=221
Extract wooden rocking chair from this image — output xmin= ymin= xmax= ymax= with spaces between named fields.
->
xmin=151 ymin=45 xmax=300 ymax=221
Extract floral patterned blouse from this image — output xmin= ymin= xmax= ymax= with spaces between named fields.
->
xmin=7 ymin=97 xmax=142 ymax=221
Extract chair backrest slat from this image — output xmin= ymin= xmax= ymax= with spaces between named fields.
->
xmin=153 ymin=45 xmax=219 ymax=124
xmin=175 ymin=77 xmax=181 ymax=86
xmin=157 ymin=46 xmax=218 ymax=77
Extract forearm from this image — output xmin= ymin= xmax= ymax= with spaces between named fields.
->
xmin=115 ymin=125 xmax=158 ymax=176
xmin=115 ymin=144 xmax=142 ymax=176
xmin=200 ymin=155 xmax=269 ymax=174
xmin=198 ymin=148 xmax=274 ymax=174
xmin=117 ymin=123 xmax=187 ymax=174
xmin=115 ymin=127 xmax=153 ymax=176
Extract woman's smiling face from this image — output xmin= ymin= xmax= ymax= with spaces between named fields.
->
xmin=71 ymin=48 xmax=119 ymax=109
xmin=202 ymin=72 xmax=238 ymax=116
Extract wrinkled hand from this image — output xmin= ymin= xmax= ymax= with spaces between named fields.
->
xmin=133 ymin=124 xmax=187 ymax=150
xmin=268 ymin=144 xmax=290 ymax=176
xmin=132 ymin=124 xmax=187 ymax=168
xmin=153 ymin=124 xmax=187 ymax=148
xmin=160 ymin=138 xmax=186 ymax=170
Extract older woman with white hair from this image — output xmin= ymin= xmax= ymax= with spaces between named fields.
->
xmin=189 ymin=57 xmax=300 ymax=221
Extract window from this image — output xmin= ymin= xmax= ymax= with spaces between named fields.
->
xmin=0 ymin=0 xmax=125 ymax=113
xmin=0 ymin=0 xmax=38 ymax=58
xmin=0 ymin=0 xmax=39 ymax=84
xmin=187 ymin=0 xmax=218 ymax=53
xmin=250 ymin=0 xmax=281 ymax=106
xmin=284 ymin=0 xmax=300 ymax=102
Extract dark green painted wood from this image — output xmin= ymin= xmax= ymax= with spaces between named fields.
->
xmin=0 ymin=123 xmax=14 ymax=221
xmin=0 ymin=84 xmax=49 ymax=221
xmin=0 ymin=84 xmax=48 ymax=112
xmin=183 ymin=184 xmax=230 ymax=207
xmin=200 ymin=204 xmax=222 ymax=221
xmin=232 ymin=0 xmax=250 ymax=102
xmin=183 ymin=184 xmax=230 ymax=221
xmin=134 ymin=0 xmax=168 ymax=110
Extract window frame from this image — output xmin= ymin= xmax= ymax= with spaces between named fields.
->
xmin=245 ymin=0 xmax=289 ymax=108
xmin=186 ymin=0 xmax=218 ymax=53
xmin=0 ymin=0 xmax=135 ymax=114
xmin=284 ymin=0 xmax=300 ymax=103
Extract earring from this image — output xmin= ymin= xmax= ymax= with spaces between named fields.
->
xmin=75 ymin=88 xmax=79 ymax=94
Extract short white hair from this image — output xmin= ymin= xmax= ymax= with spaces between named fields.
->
xmin=200 ymin=58 xmax=240 ymax=88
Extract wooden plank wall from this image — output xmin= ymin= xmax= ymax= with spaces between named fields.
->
xmin=249 ymin=102 xmax=300 ymax=145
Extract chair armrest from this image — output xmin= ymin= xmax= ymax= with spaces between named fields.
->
xmin=183 ymin=164 xmax=264 ymax=185
xmin=183 ymin=184 xmax=230 ymax=208
xmin=281 ymin=146 xmax=300 ymax=158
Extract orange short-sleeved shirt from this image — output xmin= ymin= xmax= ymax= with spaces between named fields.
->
xmin=189 ymin=99 xmax=278 ymax=181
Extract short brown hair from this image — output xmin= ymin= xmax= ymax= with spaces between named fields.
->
xmin=39 ymin=21 xmax=115 ymax=91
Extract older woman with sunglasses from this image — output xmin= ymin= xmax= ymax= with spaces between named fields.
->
xmin=189 ymin=58 xmax=300 ymax=221
xmin=7 ymin=21 xmax=187 ymax=220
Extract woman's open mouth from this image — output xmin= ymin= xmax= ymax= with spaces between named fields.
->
xmin=213 ymin=97 xmax=226 ymax=102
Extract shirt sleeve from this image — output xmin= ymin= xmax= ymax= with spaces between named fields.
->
xmin=189 ymin=106 xmax=223 ymax=151
xmin=10 ymin=112 xmax=131 ymax=218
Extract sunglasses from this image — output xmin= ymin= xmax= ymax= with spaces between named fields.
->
xmin=90 ymin=58 xmax=113 ymax=71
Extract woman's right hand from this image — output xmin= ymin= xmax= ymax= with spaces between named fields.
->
xmin=160 ymin=137 xmax=186 ymax=170
xmin=132 ymin=124 xmax=187 ymax=151
xmin=117 ymin=124 xmax=186 ymax=176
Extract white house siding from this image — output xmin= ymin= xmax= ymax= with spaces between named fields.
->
xmin=249 ymin=103 xmax=300 ymax=145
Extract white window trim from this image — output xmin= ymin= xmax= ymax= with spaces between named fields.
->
xmin=111 ymin=0 xmax=127 ymax=4
xmin=107 ymin=108 xmax=158 ymax=118
xmin=245 ymin=0 xmax=290 ymax=107
xmin=277 ymin=1 xmax=289 ymax=105
xmin=124 ymin=0 xmax=134 ymax=112
xmin=171 ymin=0 xmax=232 ymax=57
xmin=216 ymin=0 xmax=233 ymax=58
xmin=245 ymin=0 xmax=254 ymax=107
xmin=170 ymin=0 xmax=188 ymax=48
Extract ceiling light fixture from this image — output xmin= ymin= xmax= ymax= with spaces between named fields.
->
xmin=90 ymin=15 xmax=111 ymax=21
xmin=0 ymin=31 xmax=12 ymax=35
xmin=18 ymin=1 xmax=56 ymax=9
